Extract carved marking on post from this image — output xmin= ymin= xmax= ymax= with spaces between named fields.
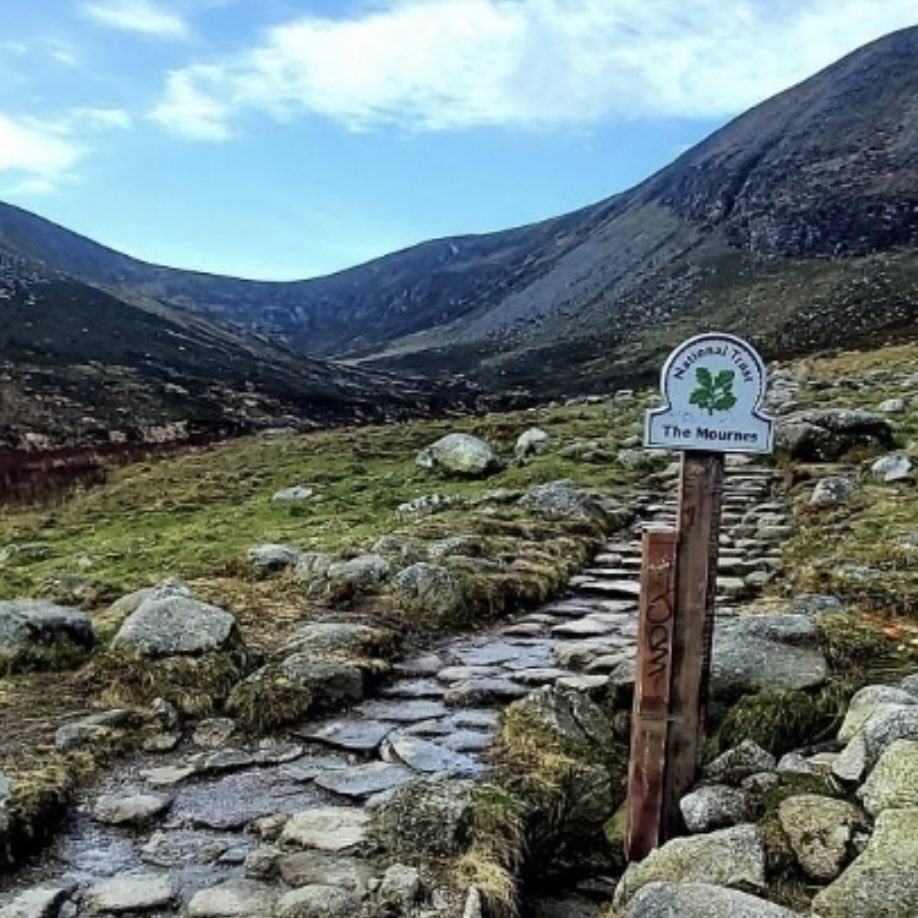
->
xmin=625 ymin=528 xmax=678 ymax=862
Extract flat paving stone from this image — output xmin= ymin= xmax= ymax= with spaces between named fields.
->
xmin=388 ymin=735 xmax=485 ymax=776
xmin=85 ymin=874 xmax=175 ymax=913
xmin=441 ymin=730 xmax=494 ymax=752
xmin=444 ymin=677 xmax=528 ymax=706
xmin=379 ymin=678 xmax=445 ymax=699
xmin=355 ymin=699 xmax=449 ymax=722
xmin=280 ymin=807 xmax=370 ymax=851
xmin=314 ymin=762 xmax=416 ymax=798
xmin=280 ymin=754 xmax=350 ymax=782
xmin=501 ymin=622 xmax=546 ymax=636
xmin=278 ymin=851 xmax=375 ymax=891
xmin=187 ymin=879 xmax=275 ymax=917
xmin=511 ymin=667 xmax=569 ymax=685
xmin=393 ymin=653 xmax=444 ymax=676
xmin=436 ymin=665 xmax=502 ymax=683
xmin=551 ymin=618 xmax=618 ymax=638
xmin=299 ymin=719 xmax=394 ymax=753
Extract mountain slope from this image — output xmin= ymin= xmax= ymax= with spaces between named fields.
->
xmin=0 ymin=251 xmax=453 ymax=451
xmin=2 ymin=27 xmax=918 ymax=397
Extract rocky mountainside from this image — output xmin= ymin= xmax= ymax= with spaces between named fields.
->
xmin=3 ymin=28 xmax=918 ymax=403
xmin=0 ymin=251 xmax=456 ymax=451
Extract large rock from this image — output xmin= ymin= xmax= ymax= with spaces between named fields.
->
xmin=858 ymin=739 xmax=918 ymax=815
xmin=392 ymin=563 xmax=466 ymax=620
xmin=416 ymin=433 xmax=501 ymax=478
xmin=0 ymin=885 xmax=72 ymax=918
xmin=105 ymin=579 xmax=190 ymax=622
xmin=711 ymin=617 xmax=827 ymax=700
xmin=623 ymin=881 xmax=799 ymax=917
xmin=325 ymin=554 xmax=391 ymax=589
xmin=518 ymin=480 xmax=609 ymax=522
xmin=777 ymin=409 xmax=895 ymax=461
xmin=612 ymin=824 xmax=765 ymax=909
xmin=861 ymin=704 xmax=918 ymax=768
xmin=370 ymin=777 xmax=474 ymax=860
xmin=93 ymin=793 xmax=172 ymax=827
xmin=0 ymin=600 xmax=94 ymax=669
xmin=291 ymin=553 xmax=335 ymax=583
xmin=838 ymin=685 xmax=917 ymax=742
xmin=704 ymin=740 xmax=776 ymax=785
xmin=811 ymin=808 xmax=918 ymax=917
xmin=112 ymin=595 xmax=239 ymax=657
xmin=283 ymin=622 xmax=395 ymax=658
xmin=777 ymin=794 xmax=868 ymax=880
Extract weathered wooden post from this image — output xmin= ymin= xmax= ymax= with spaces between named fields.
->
xmin=625 ymin=333 xmax=774 ymax=858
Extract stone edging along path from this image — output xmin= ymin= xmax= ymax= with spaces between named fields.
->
xmin=0 ymin=461 xmax=787 ymax=917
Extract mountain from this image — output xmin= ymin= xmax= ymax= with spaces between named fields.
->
xmin=0 ymin=249 xmax=458 ymax=452
xmin=2 ymin=27 xmax=918 ymax=403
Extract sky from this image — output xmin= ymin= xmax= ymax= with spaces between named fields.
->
xmin=1 ymin=1 xmax=917 ymax=281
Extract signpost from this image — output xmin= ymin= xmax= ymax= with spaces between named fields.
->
xmin=625 ymin=333 xmax=774 ymax=861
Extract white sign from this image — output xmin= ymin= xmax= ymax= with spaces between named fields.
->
xmin=644 ymin=333 xmax=775 ymax=454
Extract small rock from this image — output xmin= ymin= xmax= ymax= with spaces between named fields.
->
xmin=275 ymin=884 xmax=361 ymax=918
xmin=395 ymin=494 xmax=455 ymax=518
xmin=777 ymin=752 xmax=818 ymax=776
xmin=515 ymin=428 xmax=550 ymax=462
xmin=378 ymin=864 xmax=423 ymax=909
xmin=247 ymin=543 xmax=302 ymax=574
xmin=680 ymin=785 xmax=751 ymax=833
xmin=392 ymin=563 xmax=465 ymax=620
xmin=704 ymin=741 xmax=777 ymax=785
xmin=871 ymin=454 xmax=913 ymax=482
xmin=291 ymin=552 xmax=334 ymax=583
xmin=93 ymin=793 xmax=172 ymax=827
xmin=272 ymin=486 xmax=314 ymax=505
xmin=84 ymin=875 xmax=174 ymax=913
xmin=193 ymin=717 xmax=237 ymax=749
xmin=244 ymin=845 xmax=280 ymax=879
xmin=278 ymin=851 xmax=374 ymax=891
xmin=0 ymin=600 xmax=94 ymax=669
xmin=809 ymin=476 xmax=857 ymax=509
xmin=0 ymin=885 xmax=72 ymax=918
xmin=325 ymin=555 xmax=391 ymax=588
xmin=878 ymin=398 xmax=906 ymax=414
xmin=186 ymin=879 xmax=276 ymax=917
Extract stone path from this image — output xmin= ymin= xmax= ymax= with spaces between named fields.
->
xmin=0 ymin=463 xmax=786 ymax=917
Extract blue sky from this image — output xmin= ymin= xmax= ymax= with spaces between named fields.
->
xmin=2 ymin=0 xmax=916 ymax=280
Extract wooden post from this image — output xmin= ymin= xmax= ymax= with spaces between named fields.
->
xmin=661 ymin=451 xmax=725 ymax=837
xmin=625 ymin=527 xmax=678 ymax=861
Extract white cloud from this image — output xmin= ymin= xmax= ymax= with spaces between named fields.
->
xmin=82 ymin=0 xmax=189 ymax=39
xmin=0 ymin=114 xmax=84 ymax=181
xmin=150 ymin=69 xmax=232 ymax=140
xmin=77 ymin=108 xmax=134 ymax=130
xmin=149 ymin=0 xmax=918 ymax=139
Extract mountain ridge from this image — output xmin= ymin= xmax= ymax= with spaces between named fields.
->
xmin=2 ymin=26 xmax=918 ymax=407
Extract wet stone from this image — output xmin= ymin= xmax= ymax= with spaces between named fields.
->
xmin=140 ymin=828 xmax=251 ymax=868
xmin=393 ymin=653 xmax=443 ymax=676
xmin=142 ymin=765 xmax=196 ymax=787
xmin=299 ymin=719 xmax=394 ymax=753
xmin=355 ymin=699 xmax=449 ymax=722
xmin=314 ymin=762 xmax=416 ymax=799
xmin=280 ymin=807 xmax=370 ymax=852
xmin=443 ymin=677 xmax=528 ymax=706
xmin=551 ymin=618 xmax=618 ymax=637
xmin=280 ymin=755 xmax=350 ymax=783
xmin=84 ymin=874 xmax=175 ymax=914
xmin=278 ymin=851 xmax=375 ymax=891
xmin=171 ymin=767 xmax=322 ymax=831
xmin=0 ymin=885 xmax=72 ymax=918
xmin=93 ymin=793 xmax=172 ymax=827
xmin=440 ymin=730 xmax=494 ymax=752
xmin=501 ymin=622 xmax=546 ymax=637
xmin=379 ymin=679 xmax=444 ymax=699
xmin=436 ymin=665 xmax=501 ymax=683
xmin=186 ymin=880 xmax=276 ymax=917
xmin=388 ymin=735 xmax=485 ymax=776
xmin=511 ymin=667 xmax=569 ymax=685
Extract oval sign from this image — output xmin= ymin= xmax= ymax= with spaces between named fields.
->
xmin=644 ymin=332 xmax=775 ymax=454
